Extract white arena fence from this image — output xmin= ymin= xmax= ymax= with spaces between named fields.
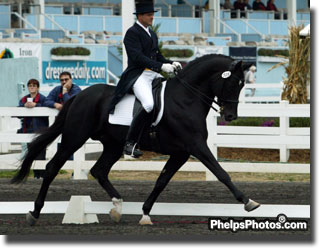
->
xmin=0 ymin=100 xmax=310 ymax=181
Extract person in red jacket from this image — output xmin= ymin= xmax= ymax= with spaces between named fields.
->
xmin=253 ymin=0 xmax=266 ymax=10
xmin=267 ymin=0 xmax=278 ymax=11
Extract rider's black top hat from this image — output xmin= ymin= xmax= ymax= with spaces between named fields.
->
xmin=134 ymin=0 xmax=157 ymax=14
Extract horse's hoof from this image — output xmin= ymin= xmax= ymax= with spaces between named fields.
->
xmin=109 ymin=208 xmax=122 ymax=222
xmin=245 ymin=199 xmax=260 ymax=212
xmin=139 ymin=215 xmax=153 ymax=225
xmin=26 ymin=211 xmax=38 ymax=226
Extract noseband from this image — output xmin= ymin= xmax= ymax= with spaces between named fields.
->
xmin=175 ymin=72 xmax=242 ymax=114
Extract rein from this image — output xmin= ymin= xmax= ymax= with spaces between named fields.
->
xmin=175 ymin=72 xmax=241 ymax=113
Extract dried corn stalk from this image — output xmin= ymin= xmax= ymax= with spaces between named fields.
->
xmin=268 ymin=25 xmax=310 ymax=103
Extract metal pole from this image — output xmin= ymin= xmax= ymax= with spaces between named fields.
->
xmin=122 ymin=0 xmax=135 ymax=71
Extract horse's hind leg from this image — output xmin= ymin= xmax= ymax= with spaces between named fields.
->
xmin=139 ymin=152 xmax=190 ymax=225
xmin=191 ymin=141 xmax=260 ymax=212
xmin=27 ymin=148 xmax=74 ymax=225
xmin=90 ymin=141 xmax=123 ymax=222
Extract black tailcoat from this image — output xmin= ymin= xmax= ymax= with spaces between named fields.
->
xmin=109 ymin=22 xmax=172 ymax=112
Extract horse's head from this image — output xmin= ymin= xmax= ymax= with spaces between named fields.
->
xmin=214 ymin=60 xmax=245 ymax=121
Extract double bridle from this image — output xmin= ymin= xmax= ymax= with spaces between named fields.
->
xmin=175 ymin=72 xmax=243 ymax=114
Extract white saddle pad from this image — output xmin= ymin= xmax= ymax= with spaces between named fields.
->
xmin=109 ymin=81 xmax=167 ymax=126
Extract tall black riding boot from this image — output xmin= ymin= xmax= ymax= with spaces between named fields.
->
xmin=124 ymin=108 xmax=152 ymax=158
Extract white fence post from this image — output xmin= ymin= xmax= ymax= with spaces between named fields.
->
xmin=0 ymin=116 xmax=10 ymax=153
xmin=206 ymin=109 xmax=218 ymax=181
xmin=46 ymin=115 xmax=57 ymax=159
xmin=73 ymin=145 xmax=88 ymax=180
xmin=280 ymin=100 xmax=290 ymax=162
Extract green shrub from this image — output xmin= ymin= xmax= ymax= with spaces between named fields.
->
xmin=161 ymin=48 xmax=193 ymax=58
xmin=51 ymin=47 xmax=91 ymax=56
xmin=258 ymin=48 xmax=289 ymax=57
xmin=218 ymin=117 xmax=309 ymax=127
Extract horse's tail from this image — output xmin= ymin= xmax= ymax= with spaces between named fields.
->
xmin=11 ymin=96 xmax=76 ymax=184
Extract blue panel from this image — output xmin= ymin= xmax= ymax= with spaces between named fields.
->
xmin=25 ymin=15 xmax=37 ymax=29
xmin=105 ymin=16 xmax=122 ymax=32
xmin=45 ymin=6 xmax=63 ymax=14
xmin=0 ymin=13 xmax=10 ymax=29
xmin=83 ymin=8 xmax=89 ymax=15
xmin=185 ymin=0 xmax=202 ymax=5
xmin=241 ymin=33 xmax=262 ymax=42
xmin=296 ymin=0 xmax=309 ymax=10
xmin=224 ymin=20 xmax=246 ymax=33
xmin=270 ymin=20 xmax=288 ymax=35
xmin=88 ymin=8 xmax=112 ymax=15
xmin=297 ymin=12 xmax=310 ymax=20
xmin=41 ymin=29 xmax=65 ymax=42
xmin=178 ymin=18 xmax=201 ymax=33
xmin=154 ymin=18 xmax=177 ymax=33
xmin=171 ymin=5 xmax=192 ymax=17
xmin=0 ymin=5 xmax=10 ymax=12
xmin=54 ymin=15 xmax=78 ymax=31
xmin=108 ymin=46 xmax=122 ymax=78
xmin=80 ymin=16 xmax=103 ymax=32
xmin=248 ymin=12 xmax=270 ymax=19
xmin=248 ymin=20 xmax=268 ymax=35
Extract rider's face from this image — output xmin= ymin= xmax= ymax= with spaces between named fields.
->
xmin=138 ymin=12 xmax=154 ymax=27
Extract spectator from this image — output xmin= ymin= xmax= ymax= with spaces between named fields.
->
xmin=245 ymin=65 xmax=256 ymax=97
xmin=253 ymin=0 xmax=266 ymax=10
xmin=266 ymin=0 xmax=278 ymax=11
xmin=18 ymin=79 xmax=49 ymax=179
xmin=44 ymin=71 xmax=81 ymax=162
xmin=243 ymin=0 xmax=252 ymax=10
xmin=44 ymin=71 xmax=81 ymax=110
xmin=233 ymin=0 xmax=245 ymax=10
xmin=204 ymin=1 xmax=209 ymax=10
xmin=223 ymin=0 xmax=233 ymax=9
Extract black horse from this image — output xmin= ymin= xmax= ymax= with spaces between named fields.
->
xmin=11 ymin=54 xmax=260 ymax=225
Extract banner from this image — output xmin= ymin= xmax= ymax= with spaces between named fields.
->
xmin=229 ymin=47 xmax=257 ymax=66
xmin=42 ymin=61 xmax=107 ymax=85
xmin=0 ymin=43 xmax=41 ymax=59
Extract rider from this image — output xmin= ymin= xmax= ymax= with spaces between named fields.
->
xmin=109 ymin=0 xmax=182 ymax=158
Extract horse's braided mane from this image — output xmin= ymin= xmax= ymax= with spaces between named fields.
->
xmin=179 ymin=54 xmax=233 ymax=76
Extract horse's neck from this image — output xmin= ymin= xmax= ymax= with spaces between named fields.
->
xmin=165 ymin=76 xmax=212 ymax=117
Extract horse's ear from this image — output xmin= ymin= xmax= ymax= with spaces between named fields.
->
xmin=229 ymin=60 xmax=243 ymax=71
xmin=234 ymin=60 xmax=243 ymax=71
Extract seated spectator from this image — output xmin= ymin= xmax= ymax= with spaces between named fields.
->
xmin=233 ymin=0 xmax=245 ymax=10
xmin=223 ymin=0 xmax=233 ymax=9
xmin=18 ymin=79 xmax=49 ymax=179
xmin=267 ymin=0 xmax=278 ymax=11
xmin=267 ymin=0 xmax=280 ymax=19
xmin=253 ymin=0 xmax=266 ymax=10
xmin=44 ymin=71 xmax=81 ymax=110
xmin=243 ymin=0 xmax=252 ymax=10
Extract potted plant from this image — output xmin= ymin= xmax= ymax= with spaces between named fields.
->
xmin=50 ymin=47 xmax=91 ymax=61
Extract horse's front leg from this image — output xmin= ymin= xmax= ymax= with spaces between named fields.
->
xmin=191 ymin=139 xmax=260 ymax=211
xmin=139 ymin=152 xmax=190 ymax=225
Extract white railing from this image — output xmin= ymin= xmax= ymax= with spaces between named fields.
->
xmin=239 ymin=83 xmax=283 ymax=103
xmin=207 ymin=101 xmax=310 ymax=163
xmin=0 ymin=102 xmax=310 ymax=180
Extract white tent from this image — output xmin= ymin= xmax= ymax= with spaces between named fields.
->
xmin=299 ymin=24 xmax=310 ymax=37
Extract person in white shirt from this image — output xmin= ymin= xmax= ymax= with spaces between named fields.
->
xmin=245 ymin=65 xmax=256 ymax=96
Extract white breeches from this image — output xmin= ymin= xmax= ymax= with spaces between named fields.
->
xmin=132 ymin=70 xmax=162 ymax=113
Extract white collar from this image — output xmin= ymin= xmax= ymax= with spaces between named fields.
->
xmin=136 ymin=20 xmax=151 ymax=37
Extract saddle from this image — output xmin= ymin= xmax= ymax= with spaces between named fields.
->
xmin=108 ymin=77 xmax=166 ymax=127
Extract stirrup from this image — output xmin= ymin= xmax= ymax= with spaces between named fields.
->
xmin=123 ymin=142 xmax=143 ymax=158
